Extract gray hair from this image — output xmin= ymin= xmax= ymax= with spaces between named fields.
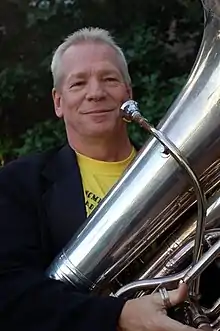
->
xmin=51 ymin=27 xmax=131 ymax=90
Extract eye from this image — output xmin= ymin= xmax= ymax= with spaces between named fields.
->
xmin=104 ymin=77 xmax=118 ymax=83
xmin=70 ymin=81 xmax=85 ymax=88
xmin=105 ymin=77 xmax=116 ymax=81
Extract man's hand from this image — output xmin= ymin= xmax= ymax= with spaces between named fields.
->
xmin=118 ymin=282 xmax=199 ymax=331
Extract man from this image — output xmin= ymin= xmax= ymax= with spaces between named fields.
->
xmin=0 ymin=27 xmax=198 ymax=331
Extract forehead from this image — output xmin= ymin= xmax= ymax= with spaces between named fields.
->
xmin=61 ymin=42 xmax=122 ymax=76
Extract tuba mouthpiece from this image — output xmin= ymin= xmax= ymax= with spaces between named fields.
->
xmin=121 ymin=100 xmax=141 ymax=122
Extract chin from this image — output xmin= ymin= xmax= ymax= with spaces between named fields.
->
xmin=88 ymin=123 xmax=118 ymax=138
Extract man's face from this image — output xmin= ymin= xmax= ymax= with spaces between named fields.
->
xmin=53 ymin=42 xmax=132 ymax=140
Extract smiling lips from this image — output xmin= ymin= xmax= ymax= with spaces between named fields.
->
xmin=84 ymin=108 xmax=114 ymax=114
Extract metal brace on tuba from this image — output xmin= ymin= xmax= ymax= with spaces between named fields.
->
xmin=47 ymin=0 xmax=220 ymax=329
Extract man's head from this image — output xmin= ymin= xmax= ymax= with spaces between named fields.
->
xmin=51 ymin=27 xmax=131 ymax=90
xmin=51 ymin=27 xmax=132 ymax=148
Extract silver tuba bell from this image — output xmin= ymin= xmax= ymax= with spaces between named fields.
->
xmin=47 ymin=0 xmax=220 ymax=329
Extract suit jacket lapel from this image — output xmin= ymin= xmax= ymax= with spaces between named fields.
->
xmin=41 ymin=144 xmax=87 ymax=255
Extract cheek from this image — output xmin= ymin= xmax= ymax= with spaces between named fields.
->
xmin=115 ymin=86 xmax=131 ymax=102
xmin=61 ymin=94 xmax=81 ymax=116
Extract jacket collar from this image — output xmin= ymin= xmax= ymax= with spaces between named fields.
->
xmin=41 ymin=144 xmax=87 ymax=254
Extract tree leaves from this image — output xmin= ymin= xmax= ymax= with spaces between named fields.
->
xmin=0 ymin=0 xmax=203 ymax=162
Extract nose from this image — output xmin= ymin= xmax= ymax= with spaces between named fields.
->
xmin=86 ymin=78 xmax=106 ymax=101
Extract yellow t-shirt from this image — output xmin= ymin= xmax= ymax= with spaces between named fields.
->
xmin=76 ymin=147 xmax=136 ymax=216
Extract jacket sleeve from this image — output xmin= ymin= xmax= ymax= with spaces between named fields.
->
xmin=0 ymin=164 xmax=125 ymax=331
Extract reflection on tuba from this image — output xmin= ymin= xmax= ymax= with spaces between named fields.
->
xmin=47 ymin=0 xmax=220 ymax=328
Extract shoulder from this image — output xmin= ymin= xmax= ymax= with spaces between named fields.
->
xmin=0 ymin=146 xmax=70 ymax=206
xmin=1 ymin=147 xmax=57 ymax=173
xmin=0 ymin=146 xmax=63 ymax=188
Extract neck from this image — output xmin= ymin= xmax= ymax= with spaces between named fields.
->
xmin=68 ymin=132 xmax=133 ymax=162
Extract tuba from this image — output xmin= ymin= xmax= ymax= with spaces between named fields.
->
xmin=48 ymin=0 xmax=220 ymax=328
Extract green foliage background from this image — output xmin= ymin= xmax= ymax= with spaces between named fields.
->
xmin=0 ymin=0 xmax=204 ymax=164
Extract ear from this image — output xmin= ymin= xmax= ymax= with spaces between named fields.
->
xmin=126 ymin=84 xmax=133 ymax=100
xmin=52 ymin=87 xmax=63 ymax=118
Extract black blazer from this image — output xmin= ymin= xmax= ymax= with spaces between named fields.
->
xmin=0 ymin=144 xmax=125 ymax=331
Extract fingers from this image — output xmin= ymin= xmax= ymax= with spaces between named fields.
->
xmin=168 ymin=282 xmax=188 ymax=306
xmin=154 ymin=282 xmax=188 ymax=308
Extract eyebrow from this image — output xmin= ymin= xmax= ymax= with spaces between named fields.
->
xmin=67 ymin=72 xmax=87 ymax=80
xmin=67 ymin=68 xmax=121 ymax=81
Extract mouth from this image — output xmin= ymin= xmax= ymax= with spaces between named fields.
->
xmin=83 ymin=109 xmax=114 ymax=114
